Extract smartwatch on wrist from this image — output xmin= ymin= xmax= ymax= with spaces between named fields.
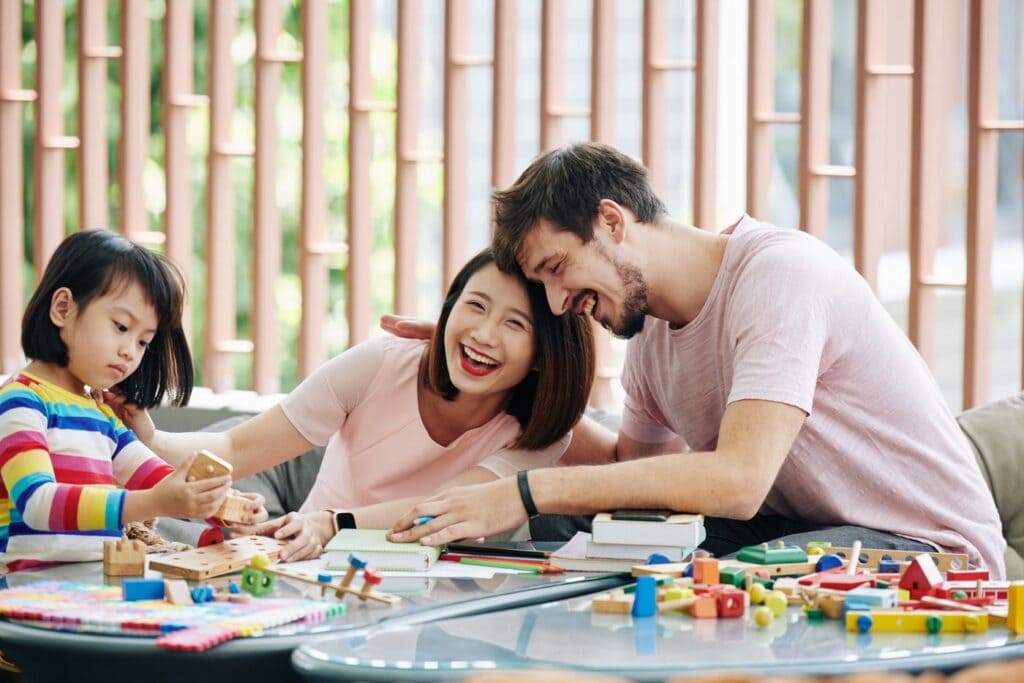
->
xmin=332 ymin=510 xmax=357 ymax=533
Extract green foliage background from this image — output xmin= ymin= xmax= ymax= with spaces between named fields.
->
xmin=16 ymin=0 xmax=433 ymax=392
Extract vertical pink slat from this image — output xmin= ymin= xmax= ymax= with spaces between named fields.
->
xmin=589 ymin=0 xmax=617 ymax=410
xmin=34 ymin=0 xmax=79 ymax=275
xmin=693 ymin=0 xmax=718 ymax=228
xmin=252 ymin=1 xmax=290 ymax=393
xmin=540 ymin=0 xmax=566 ymax=151
xmin=746 ymin=0 xmax=774 ymax=222
xmin=963 ymin=0 xmax=998 ymax=409
xmin=492 ymin=0 xmax=518 ymax=191
xmin=0 ymin=2 xmax=34 ymax=372
xmin=78 ymin=0 xmax=118 ymax=232
xmin=205 ymin=1 xmax=242 ymax=392
xmin=590 ymin=0 xmax=616 ymax=146
xmin=119 ymin=1 xmax=149 ymax=240
xmin=163 ymin=0 xmax=203 ymax=344
xmin=299 ymin=0 xmax=330 ymax=379
xmin=907 ymin=0 xmax=950 ymax=367
xmin=443 ymin=0 xmax=470 ymax=286
xmin=348 ymin=0 xmax=373 ymax=343
xmin=641 ymin=0 xmax=668 ymax=196
xmin=396 ymin=0 xmax=422 ymax=313
xmin=798 ymin=0 xmax=832 ymax=238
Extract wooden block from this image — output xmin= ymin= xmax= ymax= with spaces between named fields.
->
xmin=825 ymin=546 xmax=969 ymax=573
xmin=592 ymin=591 xmax=632 ymax=614
xmin=693 ymin=557 xmax=719 ymax=584
xmin=687 ymin=595 xmax=718 ymax=618
xmin=846 ymin=609 xmax=988 ymax=634
xmin=149 ymin=536 xmax=287 ymax=580
xmin=187 ymin=449 xmax=233 ymax=482
xmin=1008 ymin=581 xmax=1024 ymax=635
xmin=213 ymin=492 xmax=249 ymax=525
xmin=164 ymin=579 xmax=194 ymax=605
xmin=103 ymin=539 xmax=146 ymax=577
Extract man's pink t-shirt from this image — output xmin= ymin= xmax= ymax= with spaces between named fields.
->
xmin=280 ymin=336 xmax=569 ymax=514
xmin=621 ymin=215 xmax=1006 ymax=576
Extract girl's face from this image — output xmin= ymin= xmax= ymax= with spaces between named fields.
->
xmin=443 ymin=263 xmax=536 ymax=398
xmin=52 ymin=280 xmax=158 ymax=394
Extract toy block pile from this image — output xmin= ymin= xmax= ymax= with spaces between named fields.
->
xmin=240 ymin=552 xmax=400 ymax=606
xmin=590 ymin=539 xmax=1024 ymax=636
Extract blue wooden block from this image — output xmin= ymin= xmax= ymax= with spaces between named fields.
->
xmin=878 ymin=559 xmax=901 ymax=573
xmin=122 ymin=578 xmax=165 ymax=601
xmin=631 ymin=576 xmax=657 ymax=618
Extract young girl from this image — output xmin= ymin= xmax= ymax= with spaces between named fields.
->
xmin=0 ymin=230 xmax=234 ymax=572
xmin=111 ymin=248 xmax=596 ymax=561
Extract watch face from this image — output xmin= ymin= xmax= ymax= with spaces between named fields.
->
xmin=335 ymin=512 xmax=357 ymax=531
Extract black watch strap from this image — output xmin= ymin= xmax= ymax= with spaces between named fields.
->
xmin=517 ymin=470 xmax=539 ymax=517
xmin=333 ymin=510 xmax=357 ymax=532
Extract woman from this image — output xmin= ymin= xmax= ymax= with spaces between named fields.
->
xmin=110 ymin=249 xmax=594 ymax=560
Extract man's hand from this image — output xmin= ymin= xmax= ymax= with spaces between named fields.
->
xmin=380 ymin=314 xmax=435 ymax=340
xmin=388 ymin=477 xmax=527 ymax=546
xmin=248 ymin=511 xmax=333 ymax=562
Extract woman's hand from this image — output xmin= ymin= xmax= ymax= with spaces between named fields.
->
xmin=380 ymin=314 xmax=435 ymax=340
xmin=248 ymin=511 xmax=333 ymax=562
xmin=93 ymin=388 xmax=156 ymax=446
xmin=388 ymin=477 xmax=526 ymax=546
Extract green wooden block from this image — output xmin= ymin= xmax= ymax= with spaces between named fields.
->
xmin=241 ymin=567 xmax=275 ymax=596
xmin=750 ymin=576 xmax=774 ymax=589
xmin=719 ymin=566 xmax=747 ymax=588
xmin=736 ymin=543 xmax=808 ymax=565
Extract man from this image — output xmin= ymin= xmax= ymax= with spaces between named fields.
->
xmin=389 ymin=142 xmax=1005 ymax=575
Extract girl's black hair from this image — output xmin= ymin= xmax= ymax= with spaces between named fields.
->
xmin=21 ymin=230 xmax=193 ymax=408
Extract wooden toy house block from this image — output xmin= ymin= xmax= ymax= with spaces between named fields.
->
xmin=898 ymin=554 xmax=944 ymax=600
xmin=103 ymin=538 xmax=146 ymax=576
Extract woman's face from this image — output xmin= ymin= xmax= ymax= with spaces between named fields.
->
xmin=443 ymin=263 xmax=536 ymax=398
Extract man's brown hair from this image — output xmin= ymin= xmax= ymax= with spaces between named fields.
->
xmin=422 ymin=248 xmax=595 ymax=450
xmin=492 ymin=142 xmax=666 ymax=272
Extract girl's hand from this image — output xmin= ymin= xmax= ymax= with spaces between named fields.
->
xmin=93 ymin=388 xmax=156 ymax=445
xmin=148 ymin=453 xmax=232 ymax=520
xmin=248 ymin=512 xmax=329 ymax=562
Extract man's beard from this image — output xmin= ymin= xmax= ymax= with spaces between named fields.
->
xmin=593 ymin=240 xmax=648 ymax=339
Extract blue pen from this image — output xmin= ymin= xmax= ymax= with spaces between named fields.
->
xmin=414 ymin=515 xmax=434 ymax=526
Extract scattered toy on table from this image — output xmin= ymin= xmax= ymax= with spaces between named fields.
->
xmin=184 ymin=449 xmax=250 ymax=525
xmin=122 ymin=578 xmax=165 ymax=601
xmin=148 ymin=535 xmax=287 ymax=580
xmin=103 ymin=538 xmax=146 ymax=577
xmin=241 ymin=553 xmax=400 ymax=606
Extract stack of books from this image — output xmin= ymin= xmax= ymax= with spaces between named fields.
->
xmin=550 ymin=510 xmax=704 ymax=572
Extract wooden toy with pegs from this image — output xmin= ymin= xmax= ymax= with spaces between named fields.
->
xmin=824 ymin=545 xmax=969 ymax=573
xmin=103 ymin=538 xmax=146 ymax=576
xmin=186 ymin=449 xmax=249 ymax=525
xmin=149 ymin=535 xmax=287 ymax=580
xmin=250 ymin=553 xmax=400 ymax=606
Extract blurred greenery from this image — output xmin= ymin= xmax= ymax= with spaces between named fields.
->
xmin=16 ymin=0 xmax=429 ymax=392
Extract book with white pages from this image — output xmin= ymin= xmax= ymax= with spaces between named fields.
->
xmin=585 ymin=539 xmax=689 ymax=562
xmin=324 ymin=529 xmax=441 ymax=571
xmin=591 ymin=511 xmax=705 ymax=547
xmin=550 ymin=532 xmax=642 ymax=573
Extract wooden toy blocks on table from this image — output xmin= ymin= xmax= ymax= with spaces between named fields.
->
xmin=149 ymin=536 xmax=288 ymax=580
xmin=736 ymin=541 xmax=808 ymax=565
xmin=103 ymin=538 xmax=146 ymax=576
xmin=185 ymin=449 xmax=250 ymax=525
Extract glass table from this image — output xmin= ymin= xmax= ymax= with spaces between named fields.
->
xmin=292 ymin=589 xmax=1024 ymax=681
xmin=0 ymin=560 xmax=630 ymax=683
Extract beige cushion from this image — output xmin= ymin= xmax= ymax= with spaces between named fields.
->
xmin=956 ymin=393 xmax=1024 ymax=579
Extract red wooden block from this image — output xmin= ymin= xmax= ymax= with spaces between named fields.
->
xmin=715 ymin=589 xmax=745 ymax=618
xmin=946 ymin=569 xmax=989 ymax=582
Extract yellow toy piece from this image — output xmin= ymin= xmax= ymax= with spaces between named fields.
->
xmin=752 ymin=605 xmax=774 ymax=627
xmin=764 ymin=590 xmax=788 ymax=616
xmin=1008 ymin=581 xmax=1024 ymax=634
xmin=846 ymin=610 xmax=988 ymax=634
xmin=249 ymin=552 xmax=271 ymax=569
xmin=748 ymin=583 xmax=767 ymax=604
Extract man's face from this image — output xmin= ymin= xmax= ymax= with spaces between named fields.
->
xmin=517 ymin=218 xmax=648 ymax=338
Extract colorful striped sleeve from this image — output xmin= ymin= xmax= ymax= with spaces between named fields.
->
xmin=0 ymin=386 xmax=126 ymax=532
xmin=108 ymin=415 xmax=174 ymax=490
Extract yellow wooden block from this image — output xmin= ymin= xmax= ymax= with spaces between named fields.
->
xmin=846 ymin=609 xmax=988 ymax=634
xmin=592 ymin=592 xmax=632 ymax=614
xmin=1008 ymin=581 xmax=1024 ymax=635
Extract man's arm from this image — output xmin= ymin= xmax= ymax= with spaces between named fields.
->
xmin=390 ymin=399 xmax=805 ymax=545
